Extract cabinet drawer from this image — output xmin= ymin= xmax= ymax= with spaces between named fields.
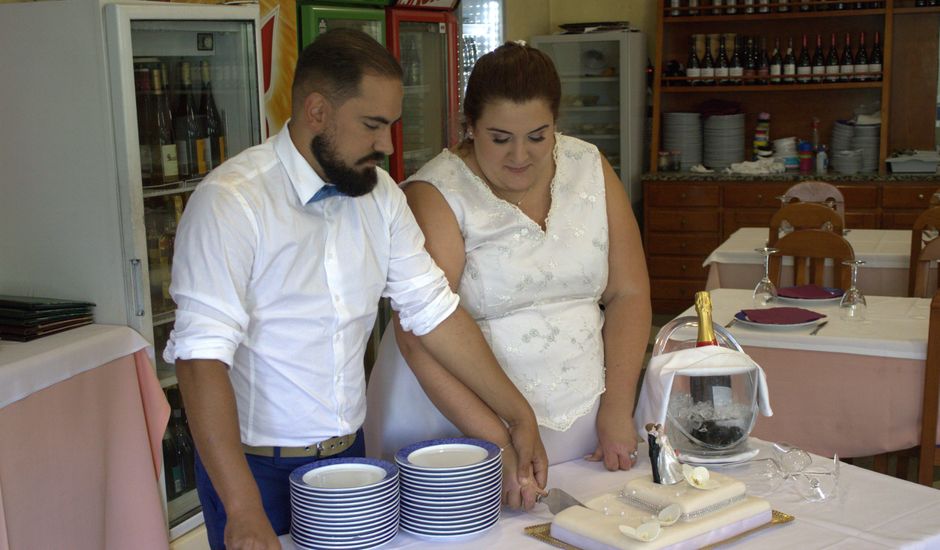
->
xmin=881 ymin=211 xmax=921 ymax=229
xmin=722 ymin=208 xmax=776 ymax=239
xmin=882 ymin=185 xmax=938 ymax=209
xmin=840 ymin=186 xmax=878 ymax=208
xmin=845 ymin=211 xmax=880 ymax=229
xmin=650 ymin=279 xmax=707 ymax=303
xmin=647 ymin=209 xmax=720 ymax=232
xmin=646 ymin=184 xmax=720 ymax=207
xmin=722 ymin=183 xmax=790 ymax=208
xmin=646 ymin=233 xmax=720 ymax=256
xmin=648 ymin=256 xmax=709 ymax=280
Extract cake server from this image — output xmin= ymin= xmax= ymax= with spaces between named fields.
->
xmin=537 ymin=488 xmax=586 ymax=514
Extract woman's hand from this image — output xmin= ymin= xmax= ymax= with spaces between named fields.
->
xmin=500 ymin=445 xmax=545 ymax=510
xmin=586 ymin=404 xmax=639 ymax=471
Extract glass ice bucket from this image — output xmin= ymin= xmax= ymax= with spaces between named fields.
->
xmin=652 ymin=317 xmax=760 ymax=458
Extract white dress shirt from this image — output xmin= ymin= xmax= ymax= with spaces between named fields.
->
xmin=163 ymin=124 xmax=459 ymax=446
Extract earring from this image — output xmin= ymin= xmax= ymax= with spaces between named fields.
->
xmin=466 ymin=129 xmax=474 ymax=141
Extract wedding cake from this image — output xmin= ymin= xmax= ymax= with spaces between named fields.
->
xmin=550 ymin=471 xmax=771 ymax=550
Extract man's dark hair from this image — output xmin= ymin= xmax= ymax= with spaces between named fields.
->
xmin=292 ymin=28 xmax=403 ymax=108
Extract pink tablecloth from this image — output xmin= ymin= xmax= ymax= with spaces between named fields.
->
xmin=0 ymin=349 xmax=170 ymax=550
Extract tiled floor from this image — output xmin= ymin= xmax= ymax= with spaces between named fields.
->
xmin=645 ymin=315 xmax=940 ymax=489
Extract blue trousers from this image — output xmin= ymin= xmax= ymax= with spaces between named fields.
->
xmin=194 ymin=430 xmax=366 ymax=550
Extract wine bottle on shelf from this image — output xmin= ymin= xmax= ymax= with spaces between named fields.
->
xmin=783 ymin=37 xmax=797 ymax=84
xmin=757 ymin=36 xmax=771 ymax=84
xmin=778 ymin=0 xmax=790 ymax=12
xmin=839 ymin=32 xmax=854 ymax=82
xmin=701 ymin=36 xmax=716 ymax=86
xmin=797 ymin=33 xmax=812 ymax=84
xmin=825 ymin=33 xmax=841 ymax=83
xmin=869 ymin=31 xmax=883 ymax=81
xmin=669 ymin=0 xmax=681 ymax=17
xmin=854 ymin=31 xmax=869 ymax=82
xmin=689 ymin=291 xmax=733 ymax=407
xmin=689 ymin=0 xmax=700 ymax=16
xmin=162 ymin=429 xmax=179 ymax=500
xmin=729 ymin=36 xmax=744 ymax=85
xmin=726 ymin=0 xmax=738 ymax=15
xmin=712 ymin=0 xmax=724 ymax=16
xmin=174 ymin=61 xmax=208 ymax=179
xmin=743 ymin=36 xmax=757 ymax=83
xmin=200 ymin=60 xmax=226 ymax=169
xmin=799 ymin=0 xmax=813 ymax=11
xmin=811 ymin=34 xmax=826 ymax=83
xmin=686 ymin=37 xmax=702 ymax=86
xmin=770 ymin=38 xmax=783 ymax=85
xmin=134 ymin=67 xmax=153 ymax=187
xmin=716 ymin=35 xmax=731 ymax=86
xmin=150 ymin=68 xmax=178 ymax=184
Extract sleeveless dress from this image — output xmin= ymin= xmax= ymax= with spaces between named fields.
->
xmin=365 ymin=135 xmax=610 ymax=465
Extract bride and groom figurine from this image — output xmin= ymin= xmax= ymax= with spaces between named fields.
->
xmin=646 ymin=422 xmax=682 ymax=485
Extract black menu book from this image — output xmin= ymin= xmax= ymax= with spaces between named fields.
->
xmin=0 ymin=295 xmax=95 ymax=341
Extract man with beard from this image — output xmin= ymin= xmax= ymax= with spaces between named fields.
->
xmin=164 ymin=29 xmax=547 ymax=550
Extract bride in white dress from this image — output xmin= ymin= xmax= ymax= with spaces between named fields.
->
xmin=365 ymin=42 xmax=651 ymax=508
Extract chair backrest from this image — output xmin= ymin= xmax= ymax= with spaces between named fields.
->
xmin=917 ymin=289 xmax=940 ymax=485
xmin=908 ymin=206 xmax=940 ymax=297
xmin=929 ymin=189 xmax=940 ymax=207
xmin=768 ymin=202 xmax=844 ymax=246
xmin=784 ymin=181 xmax=846 ymax=219
xmin=767 ymin=229 xmax=856 ymax=289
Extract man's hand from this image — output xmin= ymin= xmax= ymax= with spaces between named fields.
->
xmin=224 ymin=507 xmax=281 ymax=550
xmin=586 ymin=404 xmax=639 ymax=471
xmin=508 ymin=417 xmax=549 ymax=500
xmin=499 ymin=445 xmax=544 ymax=510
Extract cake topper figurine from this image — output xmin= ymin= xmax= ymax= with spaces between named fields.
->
xmin=647 ymin=422 xmax=682 ymax=485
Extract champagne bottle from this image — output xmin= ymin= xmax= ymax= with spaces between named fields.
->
xmin=796 ymin=33 xmax=812 ymax=84
xmin=756 ymin=36 xmax=770 ymax=85
xmin=811 ymin=34 xmax=826 ymax=83
xmin=151 ymin=68 xmax=178 ymax=184
xmin=134 ymin=67 xmax=153 ymax=187
xmin=783 ymin=37 xmax=797 ymax=83
xmin=854 ymin=31 xmax=869 ymax=82
xmin=200 ymin=60 xmax=226 ymax=169
xmin=174 ymin=61 xmax=208 ymax=179
xmin=729 ymin=36 xmax=744 ymax=85
xmin=690 ymin=291 xmax=733 ymax=410
xmin=686 ymin=37 xmax=702 ymax=86
xmin=839 ymin=32 xmax=854 ymax=82
xmin=869 ymin=31 xmax=882 ymax=81
xmin=825 ymin=32 xmax=840 ymax=83
xmin=743 ymin=36 xmax=757 ymax=83
xmin=716 ymin=35 xmax=731 ymax=86
xmin=770 ymin=38 xmax=783 ymax=84
xmin=701 ymin=36 xmax=716 ymax=85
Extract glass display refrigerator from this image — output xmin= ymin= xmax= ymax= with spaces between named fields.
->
xmin=456 ymin=0 xmax=504 ymax=107
xmin=530 ymin=31 xmax=647 ymax=209
xmin=0 ymin=0 xmax=264 ymax=540
xmin=298 ymin=0 xmax=387 ymax=49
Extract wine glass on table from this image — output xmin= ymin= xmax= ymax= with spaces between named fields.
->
xmin=753 ymin=246 xmax=779 ymax=307
xmin=839 ymin=259 xmax=867 ymax=322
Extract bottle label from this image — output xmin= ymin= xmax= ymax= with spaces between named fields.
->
xmin=715 ymin=67 xmax=729 ymax=78
xmin=701 ymin=67 xmax=715 ymax=79
xmin=812 ymin=66 xmax=826 ymax=76
xmin=869 ymin=63 xmax=882 ymax=73
xmin=783 ymin=63 xmax=796 ymax=76
xmin=686 ymin=67 xmax=702 ymax=78
xmin=770 ymin=65 xmax=781 ymax=76
xmin=854 ymin=64 xmax=869 ymax=80
xmin=729 ymin=67 xmax=744 ymax=77
xmin=160 ymin=144 xmax=179 ymax=180
xmin=825 ymin=65 xmax=840 ymax=81
xmin=796 ymin=66 xmax=811 ymax=82
xmin=840 ymin=64 xmax=854 ymax=74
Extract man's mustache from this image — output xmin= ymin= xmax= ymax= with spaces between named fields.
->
xmin=356 ymin=152 xmax=386 ymax=165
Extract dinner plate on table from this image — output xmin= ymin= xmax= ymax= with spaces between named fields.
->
xmin=775 ymin=286 xmax=844 ymax=305
xmin=733 ymin=310 xmax=826 ymax=330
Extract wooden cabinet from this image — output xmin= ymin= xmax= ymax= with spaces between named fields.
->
xmin=882 ymin=183 xmax=939 ymax=228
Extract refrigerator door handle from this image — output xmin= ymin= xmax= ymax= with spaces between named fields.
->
xmin=130 ymin=258 xmax=146 ymax=317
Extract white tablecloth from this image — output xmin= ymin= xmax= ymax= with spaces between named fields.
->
xmin=278 ymin=438 xmax=940 ymax=549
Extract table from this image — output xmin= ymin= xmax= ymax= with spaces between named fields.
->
xmin=671 ymin=288 xmax=939 ymax=458
xmin=703 ymin=228 xmax=936 ymax=296
xmin=0 ymin=325 xmax=170 ymax=550
xmin=278 ymin=438 xmax=940 ymax=549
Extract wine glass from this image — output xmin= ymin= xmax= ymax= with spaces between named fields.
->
xmin=839 ymin=259 xmax=867 ymax=322
xmin=793 ymin=454 xmax=840 ymax=503
xmin=753 ymin=246 xmax=779 ymax=307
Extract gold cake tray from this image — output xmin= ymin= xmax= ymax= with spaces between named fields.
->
xmin=524 ymin=510 xmax=794 ymax=550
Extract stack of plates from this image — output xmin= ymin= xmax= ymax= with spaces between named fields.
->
xmin=662 ymin=112 xmax=702 ymax=170
xmin=703 ymin=113 xmax=745 ymax=170
xmin=831 ymin=120 xmax=854 ymax=153
xmin=396 ymin=438 xmax=502 ymax=541
xmin=290 ymin=457 xmax=400 ymax=550
xmin=832 ymin=121 xmax=880 ymax=174
xmin=832 ymin=149 xmax=863 ymax=175
xmin=851 ymin=123 xmax=880 ymax=173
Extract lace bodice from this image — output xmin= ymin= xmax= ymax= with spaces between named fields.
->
xmin=403 ymin=135 xmax=609 ymax=430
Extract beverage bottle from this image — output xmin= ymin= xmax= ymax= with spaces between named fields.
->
xmin=200 ymin=60 xmax=226 ymax=169
xmin=162 ymin=429 xmax=179 ymax=499
xmin=783 ymin=37 xmax=797 ymax=83
xmin=816 ymin=145 xmax=829 ymax=175
xmin=701 ymin=36 xmax=716 ymax=85
xmin=689 ymin=0 xmax=700 ymax=16
xmin=799 ymin=0 xmax=813 ymax=11
xmin=729 ymin=36 xmax=744 ymax=85
xmin=669 ymin=0 xmax=681 ymax=16
xmin=134 ymin=67 xmax=153 ymax=187
xmin=716 ymin=35 xmax=731 ymax=86
xmin=839 ymin=32 xmax=854 ymax=82
xmin=854 ymin=31 xmax=869 ymax=82
xmin=756 ymin=36 xmax=770 ymax=84
xmin=770 ymin=38 xmax=783 ymax=84
xmin=174 ymin=61 xmax=208 ymax=179
xmin=778 ymin=0 xmax=789 ymax=12
xmin=151 ymin=68 xmax=179 ymax=184
xmin=825 ymin=33 xmax=841 ymax=83
xmin=690 ymin=291 xmax=733 ymax=406
xmin=811 ymin=34 xmax=826 ymax=83
xmin=171 ymin=408 xmax=197 ymax=492
xmin=869 ymin=31 xmax=882 ymax=81
xmin=743 ymin=36 xmax=757 ymax=84
xmin=796 ymin=33 xmax=812 ymax=84
xmin=686 ymin=37 xmax=702 ymax=86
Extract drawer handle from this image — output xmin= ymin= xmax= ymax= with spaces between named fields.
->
xmin=679 ymin=242 xmax=687 ymax=249
xmin=757 ymin=193 xmax=763 ymax=200
xmin=919 ymin=193 xmax=925 ymax=200
xmin=679 ymin=218 xmax=687 ymax=226
xmin=680 ymin=193 xmax=687 ymax=199
xmin=680 ymin=264 xmax=688 ymax=271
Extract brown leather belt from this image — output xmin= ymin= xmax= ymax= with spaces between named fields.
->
xmin=242 ymin=433 xmax=357 ymax=459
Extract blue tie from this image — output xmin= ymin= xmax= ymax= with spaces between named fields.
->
xmin=309 ymin=185 xmax=343 ymax=203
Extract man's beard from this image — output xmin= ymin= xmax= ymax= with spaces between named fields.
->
xmin=311 ymin=132 xmax=385 ymax=197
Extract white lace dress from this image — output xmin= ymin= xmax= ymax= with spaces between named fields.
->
xmin=365 ymin=135 xmax=609 ymax=464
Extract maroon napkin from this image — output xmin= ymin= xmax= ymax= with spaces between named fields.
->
xmin=740 ymin=307 xmax=826 ymax=325
xmin=777 ymin=285 xmax=842 ymax=299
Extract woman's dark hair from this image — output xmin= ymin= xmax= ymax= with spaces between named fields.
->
xmin=292 ymin=28 xmax=403 ymax=108
xmin=462 ymin=41 xmax=561 ymax=135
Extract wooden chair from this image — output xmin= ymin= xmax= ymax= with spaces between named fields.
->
xmin=930 ymin=190 xmax=940 ymax=207
xmin=909 ymin=206 xmax=940 ymax=297
xmin=918 ymin=290 xmax=940 ymax=486
xmin=768 ymin=202 xmax=844 ymax=247
xmin=783 ymin=181 xmax=846 ymax=220
xmin=767 ymin=229 xmax=856 ymax=290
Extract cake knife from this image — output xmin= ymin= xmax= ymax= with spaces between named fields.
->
xmin=536 ymin=488 xmax=586 ymax=514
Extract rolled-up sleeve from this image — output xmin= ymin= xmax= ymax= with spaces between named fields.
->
xmin=383 ymin=184 xmax=459 ymax=336
xmin=162 ymin=181 xmax=257 ymax=367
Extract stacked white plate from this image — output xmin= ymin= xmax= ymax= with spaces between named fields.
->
xmin=703 ymin=113 xmax=745 ymax=170
xmin=396 ymin=438 xmax=502 ymax=541
xmin=289 ymin=457 xmax=400 ymax=550
xmin=831 ymin=120 xmax=854 ymax=153
xmin=832 ymin=121 xmax=880 ymax=174
xmin=662 ymin=112 xmax=702 ymax=170
xmin=851 ymin=123 xmax=880 ymax=173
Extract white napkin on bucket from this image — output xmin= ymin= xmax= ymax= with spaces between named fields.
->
xmin=634 ymin=346 xmax=773 ymax=439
